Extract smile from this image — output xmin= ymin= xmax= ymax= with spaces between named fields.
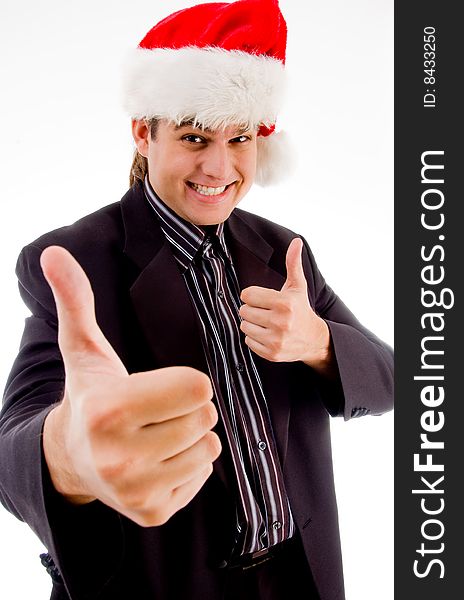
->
xmin=188 ymin=182 xmax=231 ymax=196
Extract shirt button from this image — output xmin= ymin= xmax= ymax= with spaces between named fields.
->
xmin=218 ymin=290 xmax=224 ymax=298
xmin=272 ymin=521 xmax=282 ymax=530
xmin=236 ymin=363 xmax=244 ymax=372
xmin=258 ymin=441 xmax=267 ymax=451
xmin=205 ymin=236 xmax=211 ymax=244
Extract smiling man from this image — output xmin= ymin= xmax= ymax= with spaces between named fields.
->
xmin=0 ymin=1 xmax=393 ymax=600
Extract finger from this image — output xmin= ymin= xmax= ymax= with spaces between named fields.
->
xmin=102 ymin=431 xmax=221 ymax=503
xmin=133 ymin=400 xmax=219 ymax=460
xmin=162 ymin=431 xmax=221 ymax=491
xmin=243 ymin=335 xmax=272 ymax=361
xmin=240 ymin=320 xmax=269 ymax=345
xmin=239 ymin=304 xmax=273 ymax=328
xmin=40 ymin=246 xmax=124 ymax=371
xmin=169 ymin=464 xmax=214 ymax=513
xmin=240 ymin=286 xmax=280 ymax=309
xmin=281 ymin=238 xmax=307 ymax=292
xmin=123 ymin=465 xmax=215 ymax=528
xmin=115 ymin=367 xmax=214 ymax=425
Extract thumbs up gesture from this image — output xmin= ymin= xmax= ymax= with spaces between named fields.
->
xmin=40 ymin=246 xmax=221 ymax=527
xmin=239 ymin=238 xmax=333 ymax=373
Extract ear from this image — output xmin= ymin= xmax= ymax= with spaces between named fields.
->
xmin=131 ymin=119 xmax=150 ymax=157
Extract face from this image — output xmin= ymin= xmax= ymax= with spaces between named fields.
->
xmin=132 ymin=119 xmax=258 ymax=225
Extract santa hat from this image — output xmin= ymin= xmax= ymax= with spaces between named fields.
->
xmin=122 ymin=0 xmax=291 ymax=186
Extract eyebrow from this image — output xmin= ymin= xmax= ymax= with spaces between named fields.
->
xmin=174 ymin=122 xmax=212 ymax=133
xmin=174 ymin=121 xmax=251 ymax=135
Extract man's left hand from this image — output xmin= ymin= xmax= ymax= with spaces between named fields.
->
xmin=239 ymin=238 xmax=334 ymax=375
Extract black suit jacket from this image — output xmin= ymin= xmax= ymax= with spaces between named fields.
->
xmin=0 ymin=182 xmax=393 ymax=600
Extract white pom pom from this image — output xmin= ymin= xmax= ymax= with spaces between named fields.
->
xmin=255 ymin=130 xmax=295 ymax=187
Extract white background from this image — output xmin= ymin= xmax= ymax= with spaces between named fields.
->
xmin=0 ymin=1 xmax=393 ymax=598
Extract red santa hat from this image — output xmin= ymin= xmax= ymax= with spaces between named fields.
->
xmin=122 ymin=0 xmax=291 ymax=186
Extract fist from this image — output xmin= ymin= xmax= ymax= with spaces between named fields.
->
xmin=41 ymin=246 xmax=222 ymax=527
xmin=239 ymin=238 xmax=331 ymax=368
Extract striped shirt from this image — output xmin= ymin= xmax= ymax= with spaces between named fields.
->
xmin=143 ymin=177 xmax=295 ymax=556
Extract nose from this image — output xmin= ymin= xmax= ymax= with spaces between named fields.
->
xmin=200 ymin=142 xmax=233 ymax=182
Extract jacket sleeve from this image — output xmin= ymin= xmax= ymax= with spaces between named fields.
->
xmin=300 ymin=236 xmax=394 ymax=420
xmin=0 ymin=243 xmax=124 ymax=599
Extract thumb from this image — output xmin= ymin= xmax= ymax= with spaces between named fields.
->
xmin=281 ymin=238 xmax=307 ymax=292
xmin=40 ymin=246 xmax=125 ymax=374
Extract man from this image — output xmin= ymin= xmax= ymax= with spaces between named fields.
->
xmin=0 ymin=1 xmax=393 ymax=599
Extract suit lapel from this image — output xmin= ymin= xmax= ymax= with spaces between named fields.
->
xmin=129 ymin=243 xmax=209 ymax=373
xmin=225 ymin=210 xmax=284 ymax=290
xmin=121 ymin=184 xmax=206 ymax=371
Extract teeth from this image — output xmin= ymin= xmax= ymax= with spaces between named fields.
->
xmin=190 ymin=183 xmax=228 ymax=196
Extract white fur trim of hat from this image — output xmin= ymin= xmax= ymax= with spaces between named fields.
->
xmin=122 ymin=47 xmax=286 ymax=132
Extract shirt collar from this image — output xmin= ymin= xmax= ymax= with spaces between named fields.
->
xmin=143 ymin=176 xmax=230 ymax=271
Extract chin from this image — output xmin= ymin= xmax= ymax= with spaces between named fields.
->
xmin=192 ymin=213 xmax=227 ymax=226
xmin=187 ymin=204 xmax=235 ymax=227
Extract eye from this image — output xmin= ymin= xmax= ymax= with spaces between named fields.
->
xmin=182 ymin=134 xmax=206 ymax=144
xmin=231 ymin=135 xmax=251 ymax=143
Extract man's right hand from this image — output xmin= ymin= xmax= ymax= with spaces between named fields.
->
xmin=40 ymin=246 xmax=221 ymax=527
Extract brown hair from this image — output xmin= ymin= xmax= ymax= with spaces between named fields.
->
xmin=129 ymin=119 xmax=159 ymax=187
